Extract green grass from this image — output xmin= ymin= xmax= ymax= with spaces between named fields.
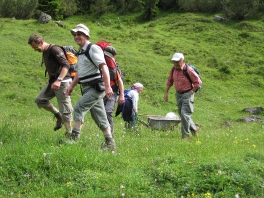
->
xmin=0 ymin=12 xmax=264 ymax=197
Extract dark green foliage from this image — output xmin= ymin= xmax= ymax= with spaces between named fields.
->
xmin=61 ymin=0 xmax=78 ymax=18
xmin=37 ymin=0 xmax=65 ymax=20
xmin=0 ymin=0 xmax=38 ymax=19
xmin=89 ymin=0 xmax=114 ymax=16
xmin=115 ymin=0 xmax=142 ymax=13
xmin=158 ymin=0 xmax=179 ymax=10
xmin=221 ymin=0 xmax=261 ymax=20
xmin=178 ymin=0 xmax=221 ymax=12
xmin=138 ymin=0 xmax=160 ymax=20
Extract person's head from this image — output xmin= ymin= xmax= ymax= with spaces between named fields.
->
xmin=171 ymin=52 xmax=185 ymax=68
xmin=132 ymin=82 xmax=144 ymax=93
xmin=28 ymin=34 xmax=47 ymax=52
xmin=71 ymin=24 xmax=90 ymax=47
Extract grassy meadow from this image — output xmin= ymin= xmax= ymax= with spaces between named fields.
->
xmin=0 ymin=12 xmax=264 ymax=197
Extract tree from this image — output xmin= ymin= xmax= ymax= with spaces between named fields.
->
xmin=138 ymin=0 xmax=160 ymax=20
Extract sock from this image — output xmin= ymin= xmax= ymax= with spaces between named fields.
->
xmin=103 ymin=127 xmax=112 ymax=139
xmin=65 ymin=127 xmax=72 ymax=134
xmin=72 ymin=128 xmax=80 ymax=134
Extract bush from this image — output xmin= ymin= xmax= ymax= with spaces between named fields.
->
xmin=61 ymin=0 xmax=78 ymax=18
xmin=138 ymin=0 xmax=160 ymax=20
xmin=0 ymin=0 xmax=38 ymax=19
xmin=115 ymin=0 xmax=142 ymax=14
xmin=178 ymin=0 xmax=221 ymax=12
xmin=37 ymin=0 xmax=65 ymax=20
xmin=221 ymin=0 xmax=261 ymax=20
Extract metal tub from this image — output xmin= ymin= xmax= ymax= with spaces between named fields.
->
xmin=147 ymin=116 xmax=181 ymax=130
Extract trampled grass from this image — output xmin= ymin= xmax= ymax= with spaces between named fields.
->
xmin=0 ymin=12 xmax=264 ymax=197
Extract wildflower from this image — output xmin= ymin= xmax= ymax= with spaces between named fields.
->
xmin=43 ymin=153 xmax=47 ymax=158
xmin=121 ymin=193 xmax=125 ymax=197
xmin=204 ymin=192 xmax=211 ymax=198
xmin=120 ymin=185 xmax=125 ymax=189
xmin=235 ymin=194 xmax=240 ymax=198
xmin=252 ymin=145 xmax=256 ymax=148
xmin=0 ymin=142 xmax=3 ymax=145
xmin=218 ymin=170 xmax=222 ymax=175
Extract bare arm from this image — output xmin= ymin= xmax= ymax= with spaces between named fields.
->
xmin=164 ymin=84 xmax=172 ymax=102
xmin=117 ymin=77 xmax=125 ymax=104
xmin=100 ymin=64 xmax=113 ymax=98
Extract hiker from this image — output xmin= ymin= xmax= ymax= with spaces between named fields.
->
xmin=28 ymin=34 xmax=73 ymax=135
xmin=164 ymin=52 xmax=202 ymax=139
xmin=124 ymin=83 xmax=144 ymax=129
xmin=103 ymin=46 xmax=125 ymax=136
xmin=65 ymin=24 xmax=116 ymax=150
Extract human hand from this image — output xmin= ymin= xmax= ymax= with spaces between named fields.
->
xmin=65 ymin=86 xmax=73 ymax=96
xmin=118 ymin=95 xmax=125 ymax=104
xmin=51 ymin=80 xmax=61 ymax=90
xmin=164 ymin=93 xmax=168 ymax=102
xmin=105 ymin=87 xmax=113 ymax=99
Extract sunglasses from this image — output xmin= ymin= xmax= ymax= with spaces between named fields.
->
xmin=73 ymin=32 xmax=82 ymax=37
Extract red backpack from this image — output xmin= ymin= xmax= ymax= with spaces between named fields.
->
xmin=82 ymin=40 xmax=124 ymax=83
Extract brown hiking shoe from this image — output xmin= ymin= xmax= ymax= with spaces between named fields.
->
xmin=54 ymin=112 xmax=63 ymax=131
xmin=101 ymin=137 xmax=116 ymax=151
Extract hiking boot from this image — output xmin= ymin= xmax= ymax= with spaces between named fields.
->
xmin=71 ymin=130 xmax=80 ymax=141
xmin=54 ymin=112 xmax=63 ymax=131
xmin=101 ymin=137 xmax=116 ymax=151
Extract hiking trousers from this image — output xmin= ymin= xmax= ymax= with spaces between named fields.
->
xmin=176 ymin=91 xmax=197 ymax=138
xmin=104 ymin=92 xmax=118 ymax=135
xmin=35 ymin=82 xmax=73 ymax=123
xmin=74 ymin=85 xmax=109 ymax=130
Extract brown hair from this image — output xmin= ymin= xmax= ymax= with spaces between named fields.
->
xmin=28 ymin=34 xmax=43 ymax=45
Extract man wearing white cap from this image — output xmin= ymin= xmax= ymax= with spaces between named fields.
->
xmin=65 ymin=24 xmax=115 ymax=150
xmin=164 ymin=52 xmax=202 ymax=139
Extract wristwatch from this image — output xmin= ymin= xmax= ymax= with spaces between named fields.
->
xmin=57 ymin=77 xmax=63 ymax=81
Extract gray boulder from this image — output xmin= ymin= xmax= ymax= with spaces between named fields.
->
xmin=38 ymin=12 xmax=52 ymax=24
xmin=214 ymin=15 xmax=226 ymax=22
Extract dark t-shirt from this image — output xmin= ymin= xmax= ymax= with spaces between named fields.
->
xmin=43 ymin=45 xmax=71 ymax=79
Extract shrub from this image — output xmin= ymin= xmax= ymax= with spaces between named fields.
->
xmin=138 ymin=0 xmax=160 ymax=20
xmin=61 ymin=0 xmax=78 ymax=18
xmin=0 ymin=0 xmax=38 ymax=19
xmin=178 ymin=0 xmax=221 ymax=12
xmin=37 ymin=0 xmax=65 ymax=20
xmin=115 ymin=0 xmax=142 ymax=14
xmin=221 ymin=0 xmax=261 ymax=20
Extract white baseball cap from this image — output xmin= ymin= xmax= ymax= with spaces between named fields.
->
xmin=171 ymin=53 xmax=184 ymax=61
xmin=71 ymin=24 xmax=90 ymax=37
xmin=133 ymin=83 xmax=144 ymax=89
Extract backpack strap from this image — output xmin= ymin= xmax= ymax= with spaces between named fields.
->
xmin=183 ymin=63 xmax=192 ymax=85
xmin=42 ymin=44 xmax=57 ymax=77
xmin=79 ymin=43 xmax=103 ymax=79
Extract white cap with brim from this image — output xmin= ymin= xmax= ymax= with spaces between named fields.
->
xmin=171 ymin=53 xmax=184 ymax=61
xmin=133 ymin=83 xmax=144 ymax=89
xmin=71 ymin=24 xmax=90 ymax=37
